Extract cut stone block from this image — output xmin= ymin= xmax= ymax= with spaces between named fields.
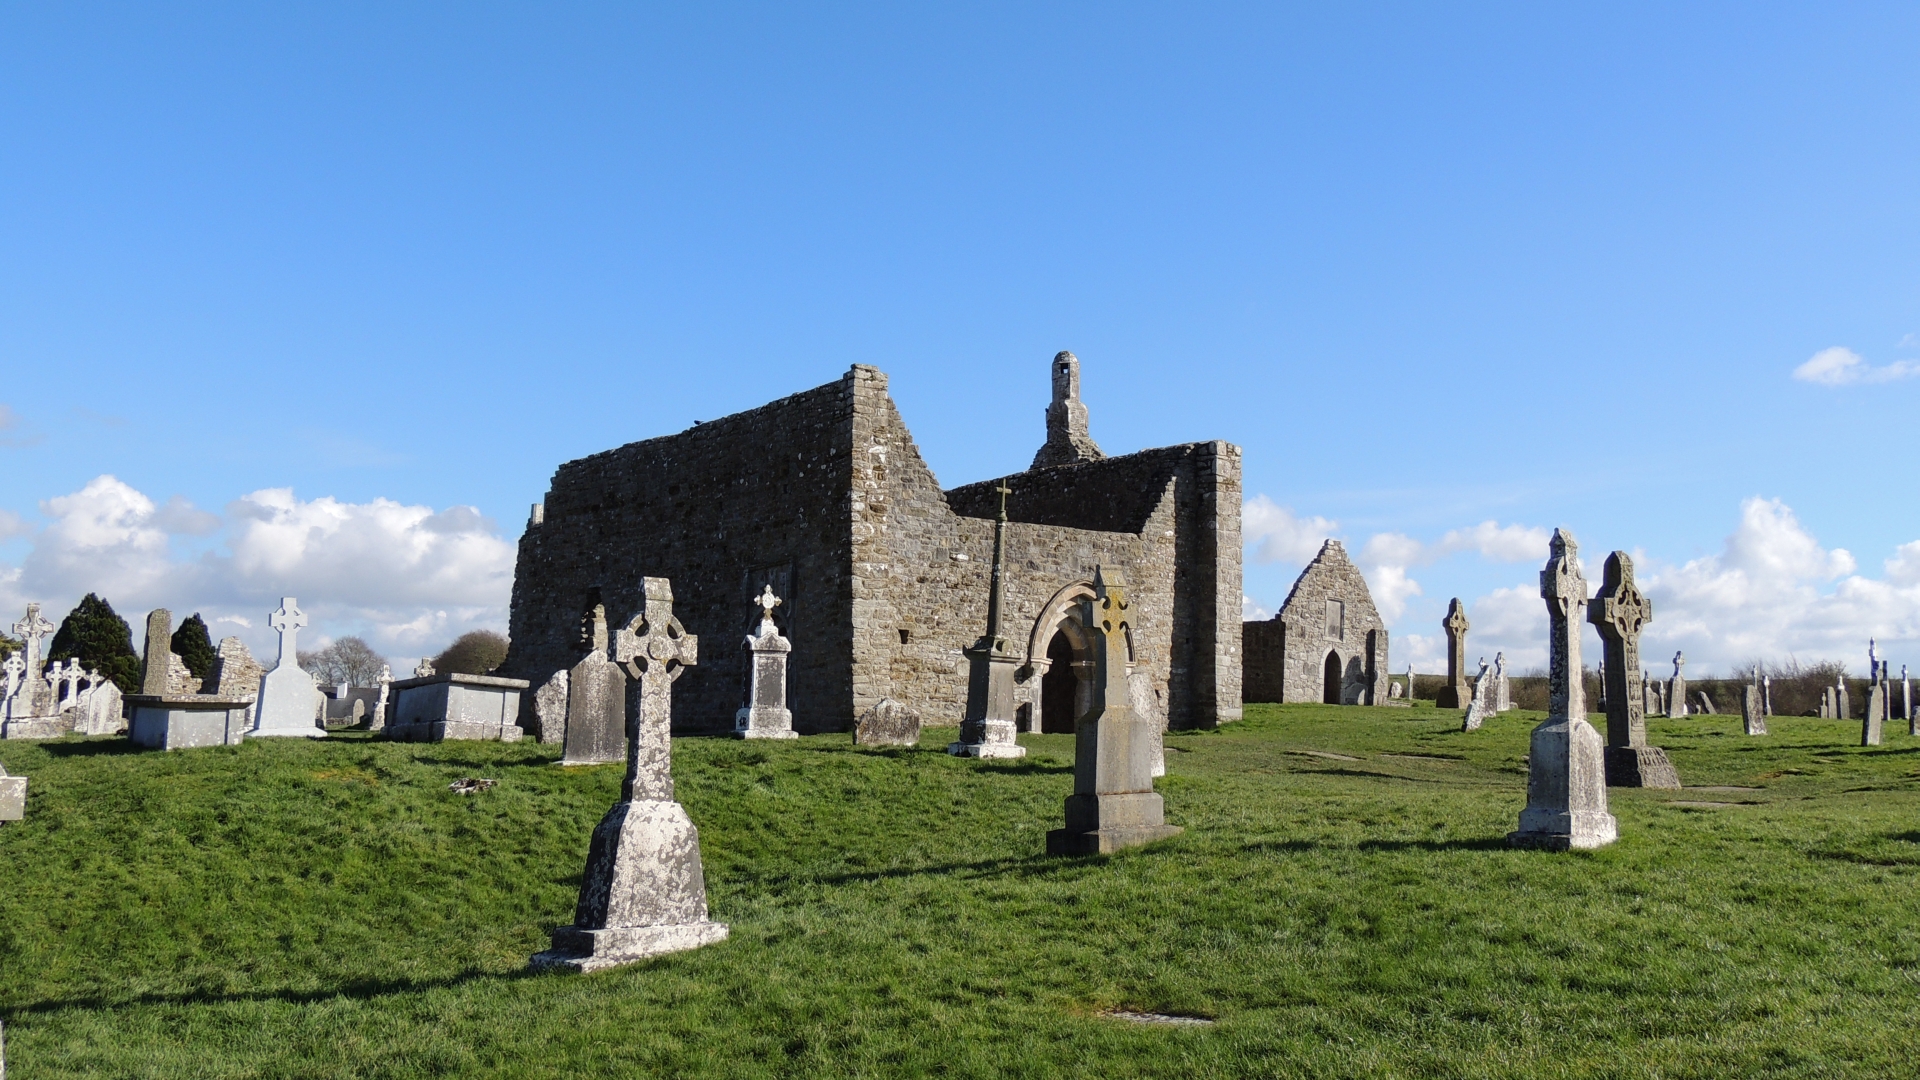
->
xmin=387 ymin=673 xmax=528 ymax=742
xmin=128 ymin=694 xmax=251 ymax=750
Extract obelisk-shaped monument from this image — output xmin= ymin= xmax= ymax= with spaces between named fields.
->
xmin=950 ymin=480 xmax=1026 ymax=759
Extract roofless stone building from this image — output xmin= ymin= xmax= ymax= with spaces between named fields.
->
xmin=501 ymin=353 xmax=1243 ymax=735
xmin=1241 ymin=539 xmax=1389 ymax=705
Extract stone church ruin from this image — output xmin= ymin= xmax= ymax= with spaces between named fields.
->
xmin=1240 ymin=539 xmax=1389 ymax=705
xmin=502 ymin=352 xmax=1243 ymax=736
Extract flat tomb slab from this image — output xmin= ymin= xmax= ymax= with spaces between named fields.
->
xmin=387 ymin=674 xmax=529 ymax=742
xmin=127 ymin=695 xmax=252 ymax=750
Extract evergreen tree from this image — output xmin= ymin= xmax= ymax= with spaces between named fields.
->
xmin=47 ymin=593 xmax=142 ymax=695
xmin=171 ymin=613 xmax=218 ymax=685
xmin=0 ymin=631 xmax=20 ymax=663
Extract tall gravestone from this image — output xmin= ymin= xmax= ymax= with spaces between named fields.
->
xmin=141 ymin=610 xmax=175 ymax=697
xmin=251 ymin=598 xmax=325 ymax=738
xmin=1046 ymin=567 xmax=1182 ymax=855
xmin=531 ymin=577 xmax=727 ymax=971
xmin=1461 ymin=658 xmax=1493 ymax=732
xmin=561 ymin=604 xmax=628 ymax=765
xmin=1742 ymin=670 xmax=1768 ymax=736
xmin=1864 ymin=672 xmax=1885 ymax=747
xmin=1764 ymin=674 xmax=1774 ymax=716
xmin=1667 ymin=652 xmax=1688 ymax=718
xmin=735 ymin=585 xmax=796 ymax=739
xmin=1589 ymin=551 xmax=1681 ymax=788
xmin=1435 ymin=599 xmax=1470 ymax=709
xmin=1509 ymin=530 xmax=1617 ymax=851
xmin=950 ymin=480 xmax=1025 ymax=759
xmin=9 ymin=605 xmax=56 ymax=720
xmin=1492 ymin=652 xmax=1512 ymax=712
xmin=370 ymin=665 xmax=392 ymax=732
xmin=1836 ymin=677 xmax=1850 ymax=722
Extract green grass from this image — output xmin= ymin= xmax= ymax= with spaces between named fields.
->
xmin=3 ymin=704 xmax=1919 ymax=1078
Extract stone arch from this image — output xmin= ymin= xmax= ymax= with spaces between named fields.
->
xmin=1028 ymin=579 xmax=1126 ymax=733
xmin=1322 ymin=650 xmax=1343 ymax=705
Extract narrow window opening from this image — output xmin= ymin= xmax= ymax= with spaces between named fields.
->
xmin=898 ymin=628 xmax=910 ymax=645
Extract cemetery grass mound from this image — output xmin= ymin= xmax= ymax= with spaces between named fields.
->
xmin=3 ymin=706 xmax=1920 ymax=1077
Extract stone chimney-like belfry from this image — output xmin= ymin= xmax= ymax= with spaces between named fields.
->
xmin=1030 ymin=350 xmax=1107 ymax=470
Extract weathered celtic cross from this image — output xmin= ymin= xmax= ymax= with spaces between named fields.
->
xmin=1588 ymin=551 xmax=1681 ymax=786
xmin=1436 ymin=598 xmax=1471 ymax=708
xmin=1509 ymin=529 xmax=1617 ymax=850
xmin=11 ymin=604 xmax=55 ymax=714
xmin=611 ymin=578 xmax=701 ymax=801
xmin=534 ymin=576 xmax=727 ymax=971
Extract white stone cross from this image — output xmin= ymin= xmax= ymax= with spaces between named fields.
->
xmin=413 ymin=658 xmax=435 ymax=678
xmin=267 ymin=598 xmax=307 ymax=665
xmin=755 ymin=584 xmax=782 ymax=627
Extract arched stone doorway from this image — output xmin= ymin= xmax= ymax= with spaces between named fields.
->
xmin=1041 ymin=631 xmax=1078 ymax=732
xmin=1027 ymin=580 xmax=1098 ymax=734
xmin=1323 ymin=651 xmax=1343 ymax=704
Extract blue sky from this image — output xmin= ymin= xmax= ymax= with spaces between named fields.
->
xmin=3 ymin=4 xmax=1918 ymax=675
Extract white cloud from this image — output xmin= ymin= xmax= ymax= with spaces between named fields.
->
xmin=1792 ymin=346 xmax=1920 ymax=386
xmin=1242 ymin=496 xmax=1338 ymax=565
xmin=0 ymin=475 xmax=515 ymax=662
xmin=1242 ymin=594 xmax=1272 ymax=621
xmin=1436 ymin=521 xmax=1552 ymax=563
xmin=1430 ymin=498 xmax=1920 ymax=678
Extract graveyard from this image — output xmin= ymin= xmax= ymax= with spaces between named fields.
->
xmin=2 ymin=700 xmax=1917 ymax=1077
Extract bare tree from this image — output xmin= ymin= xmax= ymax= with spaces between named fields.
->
xmin=299 ymin=636 xmax=389 ymax=687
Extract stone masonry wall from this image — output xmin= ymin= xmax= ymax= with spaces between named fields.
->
xmin=947 ymin=441 xmax=1244 ymax=728
xmin=506 ymin=364 xmax=1243 ymax=734
xmin=503 ymin=375 xmax=858 ymax=733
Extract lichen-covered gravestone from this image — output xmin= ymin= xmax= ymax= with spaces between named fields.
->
xmin=1461 ymin=658 xmax=1492 ymax=732
xmin=560 ymin=604 xmax=628 ymax=765
xmin=1588 ymin=551 xmax=1680 ymax=788
xmin=854 ymin=697 xmax=921 ymax=746
xmin=1435 ymin=599 xmax=1471 ymax=709
xmin=1046 ymin=567 xmax=1182 ymax=855
xmin=1509 ymin=530 xmax=1618 ymax=851
xmin=1668 ymin=652 xmax=1689 ymax=718
xmin=533 ymin=578 xmax=726 ymax=971
xmin=0 ymin=760 xmax=25 ymax=822
xmin=735 ymin=585 xmax=796 ymax=739
xmin=1742 ymin=680 xmax=1768 ymax=736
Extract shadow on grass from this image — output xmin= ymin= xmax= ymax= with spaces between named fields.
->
xmin=37 ymin=739 xmax=144 ymax=758
xmin=747 ymin=851 xmax=1113 ymax=891
xmin=410 ymin=755 xmax=560 ymax=771
xmin=1297 ymin=767 xmax=1447 ymax=784
xmin=10 ymin=965 xmax=544 ymax=1017
xmin=1356 ymin=837 xmax=1511 ymax=853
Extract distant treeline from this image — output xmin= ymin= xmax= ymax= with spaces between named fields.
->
xmin=1408 ymin=659 xmax=1894 ymax=718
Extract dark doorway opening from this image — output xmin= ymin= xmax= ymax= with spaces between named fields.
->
xmin=1042 ymin=631 xmax=1078 ymax=733
xmin=1323 ymin=652 xmax=1343 ymax=705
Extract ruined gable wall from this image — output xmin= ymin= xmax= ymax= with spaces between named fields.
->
xmin=848 ymin=375 xmax=1180 ymax=729
xmin=503 ymin=373 xmax=860 ymax=733
xmin=1267 ymin=542 xmax=1388 ymax=704
xmin=947 ymin=443 xmax=1244 ymax=727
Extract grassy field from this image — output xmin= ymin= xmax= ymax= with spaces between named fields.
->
xmin=2 ymin=703 xmax=1918 ymax=1078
